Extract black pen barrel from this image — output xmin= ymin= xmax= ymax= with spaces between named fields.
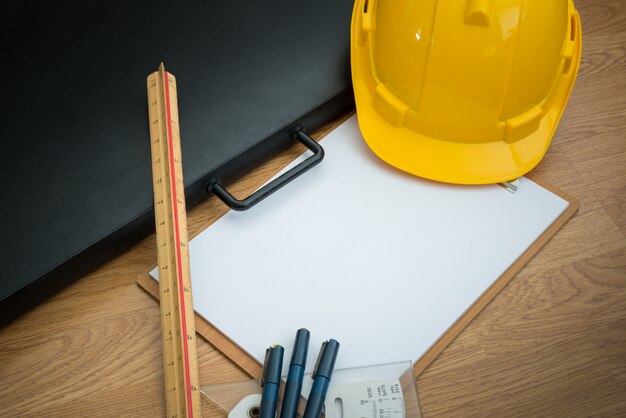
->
xmin=260 ymin=345 xmax=284 ymax=418
xmin=260 ymin=382 xmax=280 ymax=418
xmin=302 ymin=377 xmax=328 ymax=418
xmin=280 ymin=364 xmax=304 ymax=418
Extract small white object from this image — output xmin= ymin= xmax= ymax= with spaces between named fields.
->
xmin=229 ymin=394 xmax=262 ymax=418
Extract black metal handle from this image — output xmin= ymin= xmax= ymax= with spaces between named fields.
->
xmin=206 ymin=127 xmax=324 ymax=211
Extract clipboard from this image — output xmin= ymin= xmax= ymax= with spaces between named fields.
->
xmin=137 ymin=118 xmax=578 ymax=379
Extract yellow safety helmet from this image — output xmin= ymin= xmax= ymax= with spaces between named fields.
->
xmin=351 ymin=0 xmax=582 ymax=184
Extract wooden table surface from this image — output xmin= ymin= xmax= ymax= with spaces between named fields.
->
xmin=1 ymin=1 xmax=625 ymax=416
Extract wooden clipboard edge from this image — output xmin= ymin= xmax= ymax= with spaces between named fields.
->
xmin=137 ymin=272 xmax=264 ymax=378
xmin=412 ymin=174 xmax=579 ymax=376
xmin=137 ymin=175 xmax=579 ymax=381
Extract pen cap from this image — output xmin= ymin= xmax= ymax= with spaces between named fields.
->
xmin=290 ymin=328 xmax=311 ymax=367
xmin=262 ymin=345 xmax=284 ymax=385
xmin=313 ymin=339 xmax=340 ymax=380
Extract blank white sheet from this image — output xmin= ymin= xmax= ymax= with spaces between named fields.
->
xmin=151 ymin=116 xmax=568 ymax=374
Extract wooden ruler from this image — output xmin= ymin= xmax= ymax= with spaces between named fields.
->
xmin=147 ymin=63 xmax=201 ymax=418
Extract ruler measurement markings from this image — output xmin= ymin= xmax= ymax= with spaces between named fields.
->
xmin=163 ymin=69 xmax=193 ymax=416
xmin=156 ymin=68 xmax=185 ymax=414
xmin=150 ymin=70 xmax=181 ymax=410
xmin=148 ymin=64 xmax=200 ymax=418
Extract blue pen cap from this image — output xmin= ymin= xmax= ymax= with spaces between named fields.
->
xmin=262 ymin=345 xmax=284 ymax=386
xmin=312 ymin=339 xmax=339 ymax=380
xmin=290 ymin=328 xmax=310 ymax=367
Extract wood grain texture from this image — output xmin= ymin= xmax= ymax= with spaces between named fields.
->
xmin=1 ymin=0 xmax=625 ymax=416
xmin=417 ymin=248 xmax=626 ymax=417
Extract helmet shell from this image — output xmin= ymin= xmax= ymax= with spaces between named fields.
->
xmin=351 ymin=0 xmax=582 ymax=184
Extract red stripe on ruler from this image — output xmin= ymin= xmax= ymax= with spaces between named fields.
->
xmin=163 ymin=71 xmax=194 ymax=418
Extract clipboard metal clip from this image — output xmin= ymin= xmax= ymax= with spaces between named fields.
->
xmin=499 ymin=179 xmax=520 ymax=194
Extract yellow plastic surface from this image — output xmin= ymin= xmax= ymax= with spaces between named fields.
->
xmin=351 ymin=0 xmax=582 ymax=184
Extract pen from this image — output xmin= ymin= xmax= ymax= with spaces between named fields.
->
xmin=260 ymin=344 xmax=285 ymax=418
xmin=279 ymin=328 xmax=311 ymax=418
xmin=302 ymin=339 xmax=340 ymax=418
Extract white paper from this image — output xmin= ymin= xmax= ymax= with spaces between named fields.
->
xmin=152 ymin=116 xmax=568 ymax=374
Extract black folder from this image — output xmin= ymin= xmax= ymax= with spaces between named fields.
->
xmin=0 ymin=0 xmax=355 ymax=325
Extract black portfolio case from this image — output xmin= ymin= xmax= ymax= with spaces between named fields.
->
xmin=1 ymin=1 xmax=355 ymax=325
